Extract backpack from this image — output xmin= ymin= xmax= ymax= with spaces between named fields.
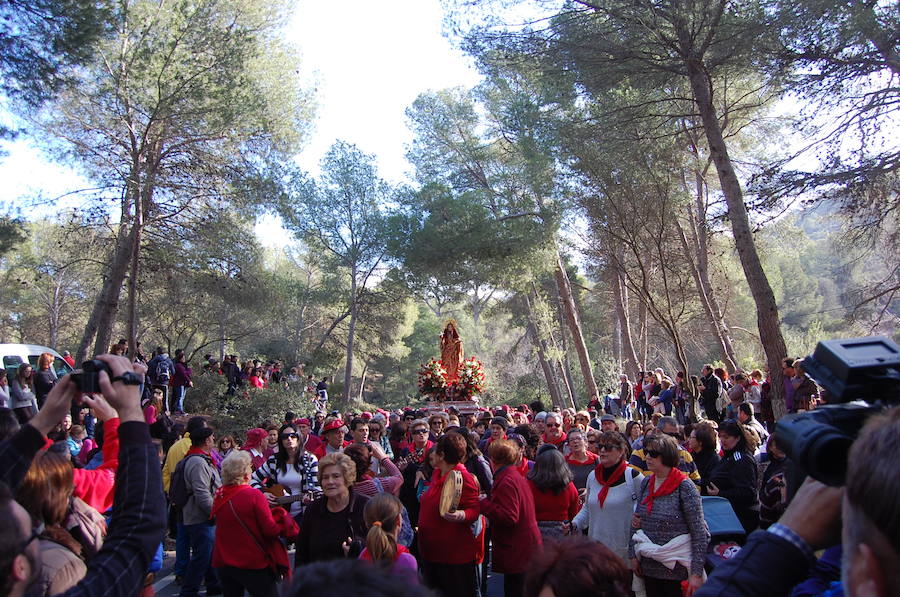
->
xmin=152 ymin=358 xmax=171 ymax=385
xmin=169 ymin=454 xmax=208 ymax=508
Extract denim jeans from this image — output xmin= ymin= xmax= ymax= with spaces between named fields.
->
xmin=173 ymin=385 xmax=188 ymax=413
xmin=179 ymin=521 xmax=218 ymax=597
xmin=174 ymin=519 xmax=189 ymax=577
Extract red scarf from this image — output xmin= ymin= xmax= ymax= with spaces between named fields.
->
xmin=594 ymin=460 xmax=627 ymax=508
xmin=642 ymin=468 xmax=687 ymax=515
xmin=515 ymin=458 xmax=531 ymax=476
xmin=566 ymin=451 xmax=599 ymax=466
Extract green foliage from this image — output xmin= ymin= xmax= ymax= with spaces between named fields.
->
xmin=0 ymin=0 xmax=110 ymax=107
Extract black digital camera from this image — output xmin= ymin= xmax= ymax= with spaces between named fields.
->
xmin=71 ymin=359 xmax=111 ymax=394
xmin=775 ymin=336 xmax=900 ymax=487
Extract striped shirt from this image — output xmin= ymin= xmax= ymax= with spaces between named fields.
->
xmin=628 ymin=447 xmax=701 ymax=483
xmin=250 ymin=451 xmax=321 ymax=514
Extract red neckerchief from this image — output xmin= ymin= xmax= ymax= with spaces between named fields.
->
xmin=360 ymin=543 xmax=410 ymax=562
xmin=186 ymin=447 xmax=207 ymax=457
xmin=566 ymin=451 xmax=599 ymax=466
xmin=410 ymin=440 xmax=434 ymax=463
xmin=642 ymin=468 xmax=687 ymax=515
xmin=515 ymin=458 xmax=531 ymax=476
xmin=594 ymin=460 xmax=627 ymax=508
xmin=542 ymin=433 xmax=565 ymax=446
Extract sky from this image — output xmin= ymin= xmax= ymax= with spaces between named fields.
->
xmin=0 ymin=0 xmax=482 ymax=245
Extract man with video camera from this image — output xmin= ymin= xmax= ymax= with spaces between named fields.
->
xmin=0 ymin=355 xmax=166 ymax=597
xmin=699 ymin=336 xmax=900 ymax=597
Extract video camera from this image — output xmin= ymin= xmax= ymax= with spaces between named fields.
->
xmin=775 ymin=336 xmax=900 ymax=487
xmin=71 ymin=359 xmax=111 ymax=394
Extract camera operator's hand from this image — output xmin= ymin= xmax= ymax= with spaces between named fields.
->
xmin=30 ymin=375 xmax=78 ymax=436
xmin=96 ymin=354 xmax=146 ymax=423
xmin=82 ymin=393 xmax=118 ymax=422
xmin=779 ymin=477 xmax=843 ymax=550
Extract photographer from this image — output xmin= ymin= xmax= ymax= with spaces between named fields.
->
xmin=0 ymin=355 xmax=166 ymax=597
xmin=697 ymin=406 xmax=900 ymax=596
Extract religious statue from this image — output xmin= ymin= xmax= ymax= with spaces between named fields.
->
xmin=439 ymin=320 xmax=464 ymax=383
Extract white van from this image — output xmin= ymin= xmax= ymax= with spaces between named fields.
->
xmin=0 ymin=343 xmax=74 ymax=378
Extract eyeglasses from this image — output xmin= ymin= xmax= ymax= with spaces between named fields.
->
xmin=430 ymin=420 xmax=443 ymax=426
xmin=281 ymin=433 xmax=299 ymax=440
xmin=587 ymin=440 xmax=598 ymax=445
xmin=18 ymin=522 xmax=44 ymax=553
xmin=412 ymin=429 xmax=428 ymax=435
xmin=645 ymin=450 xmax=662 ymax=458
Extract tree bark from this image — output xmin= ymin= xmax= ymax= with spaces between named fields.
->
xmin=342 ymin=270 xmax=358 ymax=409
xmin=554 ymin=297 xmax=579 ymax=408
xmin=76 ymin=221 xmax=132 ymax=363
xmin=553 ymin=251 xmax=599 ymax=401
xmin=675 ymin=212 xmax=739 ymax=371
xmin=525 ymin=294 xmax=564 ymax=409
xmin=610 ymin=255 xmax=640 ymax=379
xmin=685 ymin=59 xmax=789 ymax=418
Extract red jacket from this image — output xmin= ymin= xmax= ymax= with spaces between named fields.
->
xmin=211 ymin=484 xmax=298 ymax=571
xmin=72 ymin=418 xmax=120 ymax=513
xmin=418 ymin=464 xmax=481 ymax=565
xmin=479 ymin=466 xmax=542 ymax=574
xmin=527 ymin=480 xmax=580 ymax=522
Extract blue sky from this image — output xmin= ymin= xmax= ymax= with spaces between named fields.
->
xmin=0 ymin=0 xmax=482 ymax=244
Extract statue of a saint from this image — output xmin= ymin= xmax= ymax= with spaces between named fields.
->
xmin=440 ymin=321 xmax=464 ymax=383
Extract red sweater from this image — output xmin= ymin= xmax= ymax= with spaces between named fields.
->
xmin=211 ymin=485 xmax=298 ymax=570
xmin=72 ymin=418 xmax=120 ymax=513
xmin=479 ymin=467 xmax=542 ymax=574
xmin=418 ymin=464 xmax=481 ymax=565
xmin=527 ymin=480 xmax=580 ymax=522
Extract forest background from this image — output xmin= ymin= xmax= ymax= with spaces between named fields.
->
xmin=0 ymin=0 xmax=896 ymax=415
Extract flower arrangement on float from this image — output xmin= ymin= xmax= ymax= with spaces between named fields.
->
xmin=418 ymin=359 xmax=448 ymax=397
xmin=455 ymin=357 xmax=486 ymax=399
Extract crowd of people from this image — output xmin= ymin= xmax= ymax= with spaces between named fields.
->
xmin=0 ymin=349 xmax=897 ymax=597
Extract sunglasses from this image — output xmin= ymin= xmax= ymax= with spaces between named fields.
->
xmin=430 ymin=421 xmax=443 ymax=425
xmin=412 ymin=429 xmax=428 ymax=435
xmin=598 ymin=444 xmax=620 ymax=451
xmin=646 ymin=450 xmax=662 ymax=458
xmin=281 ymin=433 xmax=299 ymax=440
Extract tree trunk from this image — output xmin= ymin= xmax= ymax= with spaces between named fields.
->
xmin=48 ymin=282 xmax=61 ymax=349
xmin=637 ymin=299 xmax=648 ymax=370
xmin=358 ymin=361 xmax=368 ymax=403
xmin=557 ymin=359 xmax=577 ymax=409
xmin=76 ymin=222 xmax=132 ymax=362
xmin=553 ymin=251 xmax=599 ymax=401
xmin=554 ymin=298 xmax=579 ymax=407
xmin=342 ymin=271 xmax=358 ymax=409
xmin=674 ymin=214 xmax=739 ymax=371
xmin=610 ymin=257 xmax=640 ymax=379
xmin=525 ymin=294 xmax=564 ymax=409
xmin=686 ymin=60 xmax=788 ymax=418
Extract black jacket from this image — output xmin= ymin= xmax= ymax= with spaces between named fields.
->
xmin=705 ymin=449 xmax=759 ymax=534
xmin=296 ymin=490 xmax=369 ymax=566
xmin=700 ymin=373 xmax=721 ymax=409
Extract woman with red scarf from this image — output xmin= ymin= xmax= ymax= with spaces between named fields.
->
xmin=212 ymin=451 xmax=299 ymax=597
xmin=628 ymin=433 xmax=708 ymax=597
xmin=564 ymin=428 xmax=599 ymax=494
xmin=570 ymin=431 xmax=641 ymax=564
xmin=397 ymin=419 xmax=434 ymax=527
xmin=418 ymin=433 xmax=482 ymax=597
